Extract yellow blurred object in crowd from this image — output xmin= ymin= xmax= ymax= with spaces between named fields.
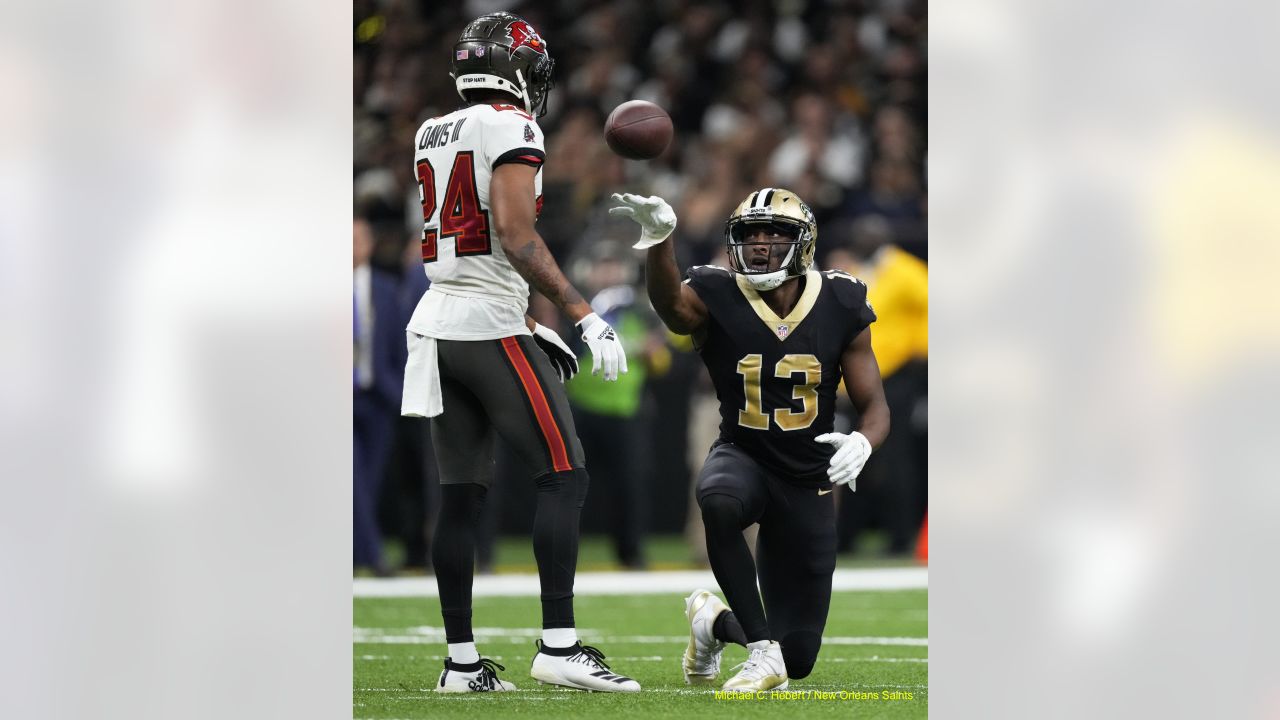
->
xmin=846 ymin=245 xmax=929 ymax=378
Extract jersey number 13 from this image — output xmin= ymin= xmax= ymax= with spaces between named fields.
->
xmin=737 ymin=353 xmax=822 ymax=431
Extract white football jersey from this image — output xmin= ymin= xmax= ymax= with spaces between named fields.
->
xmin=406 ymin=103 xmax=545 ymax=340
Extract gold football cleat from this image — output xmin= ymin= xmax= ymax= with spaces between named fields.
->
xmin=721 ymin=640 xmax=789 ymax=691
xmin=682 ymin=589 xmax=728 ymax=685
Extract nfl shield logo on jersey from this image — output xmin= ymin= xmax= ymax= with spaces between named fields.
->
xmin=776 ymin=324 xmax=789 ymax=339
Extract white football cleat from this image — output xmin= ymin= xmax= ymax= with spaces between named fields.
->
xmin=682 ymin=589 xmax=727 ymax=685
xmin=529 ymin=641 xmax=640 ymax=692
xmin=721 ymin=640 xmax=788 ymax=691
xmin=435 ymin=657 xmax=517 ymax=693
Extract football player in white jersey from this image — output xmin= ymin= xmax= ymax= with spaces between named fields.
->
xmin=401 ymin=12 xmax=639 ymax=694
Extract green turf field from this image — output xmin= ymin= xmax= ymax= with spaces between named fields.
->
xmin=354 ymin=589 xmax=928 ymax=718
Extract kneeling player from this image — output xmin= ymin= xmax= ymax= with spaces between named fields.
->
xmin=612 ymin=189 xmax=890 ymax=690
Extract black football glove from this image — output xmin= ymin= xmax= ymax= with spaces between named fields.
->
xmin=532 ymin=323 xmax=579 ymax=382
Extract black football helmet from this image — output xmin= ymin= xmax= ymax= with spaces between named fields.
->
xmin=450 ymin=12 xmax=556 ymax=117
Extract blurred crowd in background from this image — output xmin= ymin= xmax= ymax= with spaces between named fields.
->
xmin=353 ymin=0 xmax=927 ymax=574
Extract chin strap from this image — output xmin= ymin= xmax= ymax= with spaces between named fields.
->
xmin=743 ymin=270 xmax=789 ymax=291
xmin=513 ymin=68 xmax=533 ymax=115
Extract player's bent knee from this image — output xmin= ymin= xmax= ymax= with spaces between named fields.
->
xmin=534 ymin=468 xmax=590 ymax=507
xmin=699 ymin=493 xmax=745 ymax=532
xmin=571 ymin=467 xmax=589 ymax=507
xmin=781 ymin=630 xmax=822 ymax=679
xmin=803 ymin=553 xmax=837 ymax=576
xmin=439 ymin=482 xmax=489 ymax=521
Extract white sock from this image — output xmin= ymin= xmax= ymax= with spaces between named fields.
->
xmin=448 ymin=642 xmax=479 ymax=665
xmin=747 ymin=639 xmax=773 ymax=652
xmin=541 ymin=627 xmax=578 ymax=648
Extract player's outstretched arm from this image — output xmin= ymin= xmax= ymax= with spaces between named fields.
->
xmin=492 ymin=163 xmax=627 ymax=380
xmin=608 ymin=193 xmax=707 ymax=336
xmin=646 ymin=235 xmax=708 ymax=336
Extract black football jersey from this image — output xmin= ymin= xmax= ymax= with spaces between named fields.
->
xmin=685 ymin=266 xmax=877 ymax=485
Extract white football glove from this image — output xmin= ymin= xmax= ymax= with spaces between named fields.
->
xmin=531 ymin=323 xmax=579 ymax=382
xmin=607 ymin=193 xmax=677 ymax=249
xmin=814 ymin=431 xmax=872 ymax=490
xmin=576 ymin=312 xmax=628 ymax=381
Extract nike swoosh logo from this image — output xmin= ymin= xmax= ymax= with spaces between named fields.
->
xmin=817 ymin=488 xmax=833 ymax=496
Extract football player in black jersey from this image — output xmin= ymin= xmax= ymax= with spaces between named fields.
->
xmin=611 ymin=189 xmax=890 ymax=691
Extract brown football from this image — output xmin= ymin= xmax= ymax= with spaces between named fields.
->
xmin=604 ymin=100 xmax=673 ymax=160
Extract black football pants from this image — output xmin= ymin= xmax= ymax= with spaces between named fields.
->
xmin=426 ymin=335 xmax=589 ymax=642
xmin=696 ymin=442 xmax=837 ymax=679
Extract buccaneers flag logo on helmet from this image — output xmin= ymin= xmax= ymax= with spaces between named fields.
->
xmin=506 ymin=20 xmax=546 ymax=57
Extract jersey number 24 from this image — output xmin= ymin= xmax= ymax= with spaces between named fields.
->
xmin=415 ymin=151 xmax=491 ymax=263
xmin=737 ymin=353 xmax=822 ymax=432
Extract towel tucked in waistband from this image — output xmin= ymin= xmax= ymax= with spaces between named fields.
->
xmin=400 ymin=331 xmax=443 ymax=418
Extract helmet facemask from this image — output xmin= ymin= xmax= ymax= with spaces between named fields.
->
xmin=522 ymin=55 xmax=555 ymax=117
xmin=726 ymin=217 xmax=809 ymax=292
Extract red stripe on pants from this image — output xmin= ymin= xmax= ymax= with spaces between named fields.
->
xmin=500 ymin=337 xmax=573 ymax=473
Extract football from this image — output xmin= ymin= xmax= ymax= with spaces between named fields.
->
xmin=604 ymin=100 xmax=673 ymax=160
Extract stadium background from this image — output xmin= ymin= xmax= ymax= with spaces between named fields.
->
xmin=353 ymin=0 xmax=927 ymax=573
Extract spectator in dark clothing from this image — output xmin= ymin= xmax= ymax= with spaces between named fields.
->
xmin=353 ymin=217 xmax=406 ymax=574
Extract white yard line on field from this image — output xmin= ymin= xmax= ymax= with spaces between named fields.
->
xmin=354 ymin=567 xmax=927 ymax=598
xmin=353 ymin=627 xmax=928 ymax=647
xmin=357 ymin=654 xmax=926 ymax=663
xmin=355 ymin=685 xmax=928 ymax=695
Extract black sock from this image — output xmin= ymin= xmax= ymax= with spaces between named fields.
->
xmin=712 ymin=610 xmax=749 ymax=647
xmin=536 ymin=640 xmax=582 ymax=657
xmin=700 ymin=493 xmax=770 ymax=642
xmin=432 ymin=483 xmax=488 ymax=643
xmin=533 ymin=469 xmax=590 ymax=629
